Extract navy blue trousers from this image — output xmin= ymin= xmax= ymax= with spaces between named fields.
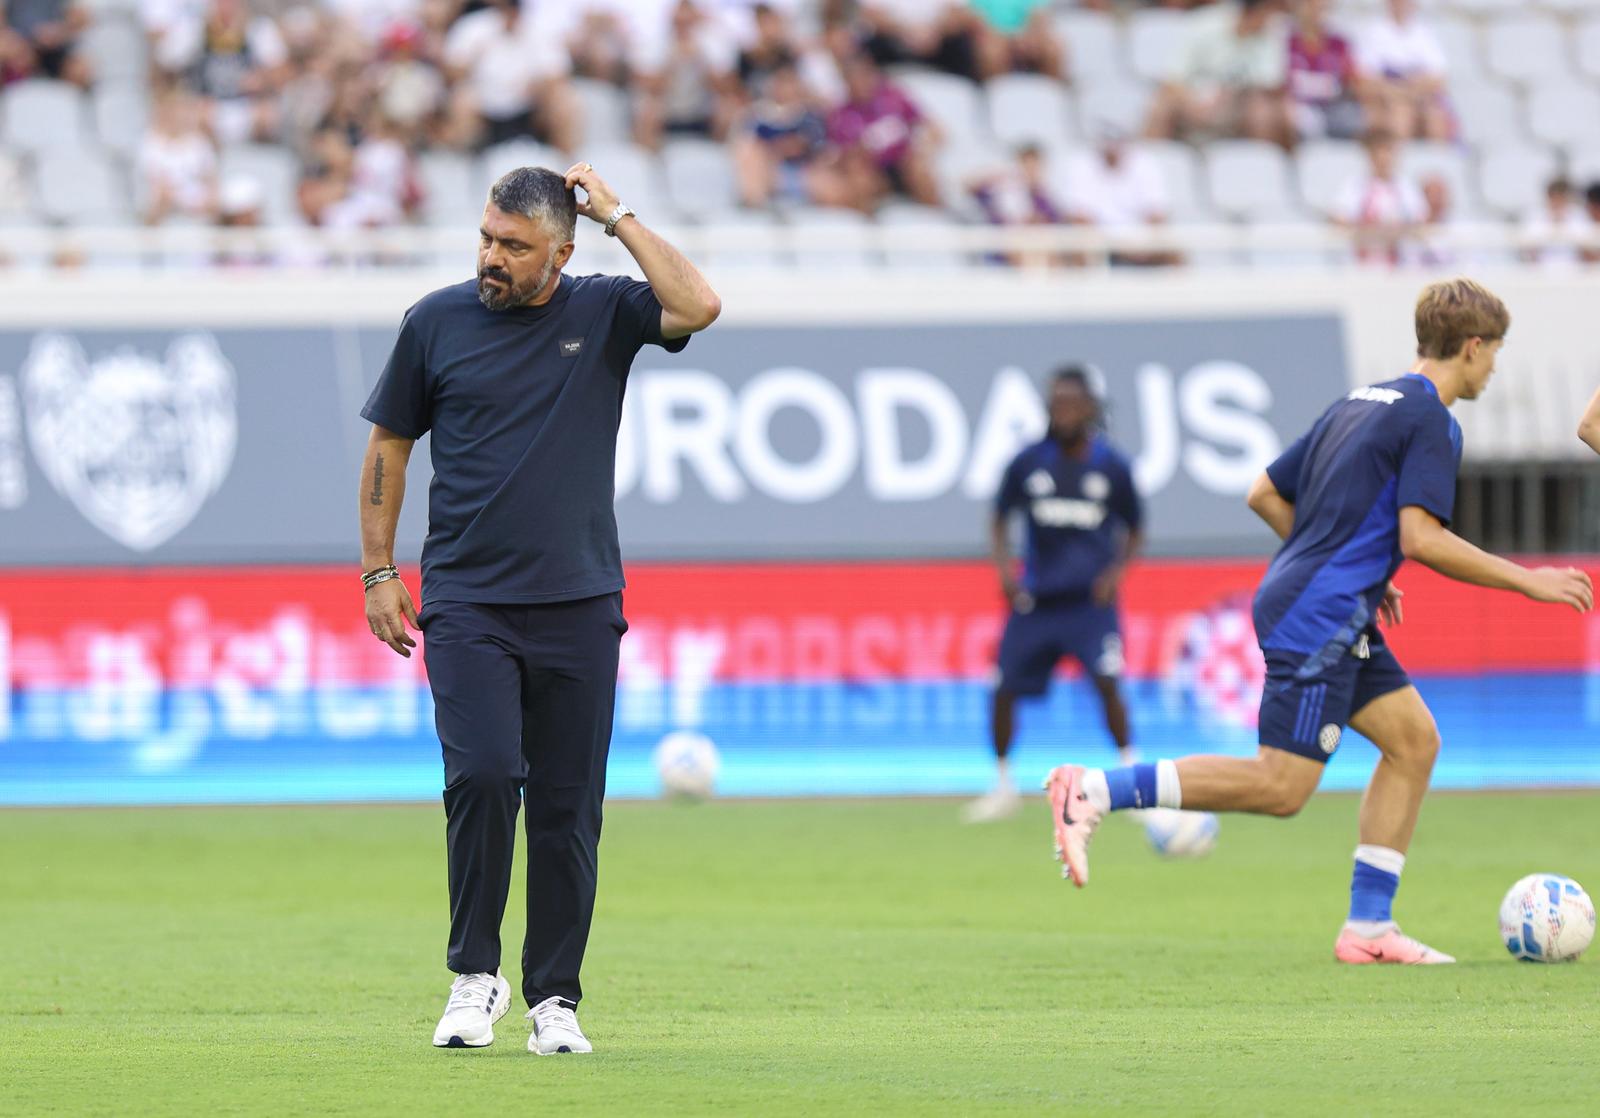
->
xmin=420 ymin=593 xmax=625 ymax=1008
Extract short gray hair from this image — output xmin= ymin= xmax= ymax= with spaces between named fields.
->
xmin=488 ymin=166 xmax=577 ymax=243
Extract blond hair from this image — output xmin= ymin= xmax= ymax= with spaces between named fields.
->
xmin=1415 ymin=279 xmax=1510 ymax=360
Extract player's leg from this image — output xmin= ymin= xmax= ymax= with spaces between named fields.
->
xmin=966 ymin=606 xmax=1057 ymax=822
xmin=422 ymin=602 xmax=524 ymax=1047
xmin=1047 ymin=650 xmax=1345 ymax=886
xmin=1068 ymin=604 xmax=1137 ymax=762
xmin=517 ymin=593 xmax=625 ymax=1053
xmin=1332 ymin=651 xmax=1453 ymax=964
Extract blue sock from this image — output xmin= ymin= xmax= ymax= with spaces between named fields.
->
xmin=1103 ymin=763 xmax=1159 ymax=811
xmin=1348 ymin=859 xmax=1401 ymax=922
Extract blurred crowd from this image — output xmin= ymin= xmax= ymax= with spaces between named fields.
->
xmin=5 ymin=0 xmax=1600 ymax=267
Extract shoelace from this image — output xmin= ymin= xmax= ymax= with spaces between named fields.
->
xmin=444 ymin=972 xmax=498 ymax=1013
xmin=527 ymin=997 xmax=579 ymax=1034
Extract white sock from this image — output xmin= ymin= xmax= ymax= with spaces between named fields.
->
xmin=1082 ymin=769 xmax=1112 ymax=814
xmin=995 ymin=757 xmax=1014 ymax=792
xmin=1354 ymin=844 xmax=1407 ymax=876
xmin=1344 ymin=919 xmax=1398 ymax=937
xmin=1155 ymin=759 xmax=1182 ymax=809
xmin=1118 ymin=745 xmax=1142 ymax=765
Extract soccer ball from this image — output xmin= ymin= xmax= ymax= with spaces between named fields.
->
xmin=652 ymin=730 xmax=720 ymax=800
xmin=1499 ymin=874 xmax=1596 ymax=962
xmin=1142 ymin=807 xmax=1220 ymax=858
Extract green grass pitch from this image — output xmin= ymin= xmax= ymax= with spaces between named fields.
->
xmin=3 ymin=793 xmax=1598 ymax=1116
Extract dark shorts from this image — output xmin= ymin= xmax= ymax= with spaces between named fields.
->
xmin=996 ymin=598 xmax=1123 ymax=697
xmin=1258 ymin=632 xmax=1412 ymax=762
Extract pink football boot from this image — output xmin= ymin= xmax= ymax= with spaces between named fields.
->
xmin=1334 ymin=925 xmax=1456 ymax=965
xmin=1044 ymin=764 xmax=1102 ymax=888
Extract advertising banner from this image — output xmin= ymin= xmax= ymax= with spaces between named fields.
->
xmin=2 ymin=559 xmax=1595 ymax=805
xmin=0 ymin=313 xmax=1346 ymax=564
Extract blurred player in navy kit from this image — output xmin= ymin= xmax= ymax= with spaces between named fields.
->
xmin=1043 ymin=279 xmax=1593 ymax=966
xmin=965 ymin=367 xmax=1144 ymax=823
xmin=357 ymin=162 xmax=719 ymax=1054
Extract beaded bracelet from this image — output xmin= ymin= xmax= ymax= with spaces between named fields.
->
xmin=361 ymin=565 xmax=399 ymax=591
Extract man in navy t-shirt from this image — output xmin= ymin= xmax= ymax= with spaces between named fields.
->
xmin=1037 ymin=279 xmax=1592 ymax=965
xmin=358 ymin=163 xmax=720 ymax=1053
xmin=965 ymin=367 xmax=1144 ymax=823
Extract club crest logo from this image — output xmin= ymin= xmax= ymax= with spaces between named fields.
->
xmin=21 ymin=333 xmax=237 ymax=551
xmin=1024 ymin=469 xmax=1054 ymax=497
xmin=1081 ymin=471 xmax=1110 ymax=501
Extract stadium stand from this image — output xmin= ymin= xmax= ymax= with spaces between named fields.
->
xmin=4 ymin=0 xmax=1600 ymax=269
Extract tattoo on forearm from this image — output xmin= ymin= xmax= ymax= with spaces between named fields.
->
xmin=369 ymin=454 xmax=385 ymax=506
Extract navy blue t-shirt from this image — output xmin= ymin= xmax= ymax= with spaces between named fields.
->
xmin=1253 ymin=373 xmax=1462 ymax=658
xmin=996 ymin=436 xmax=1142 ymax=600
xmin=361 ymin=273 xmax=687 ymax=605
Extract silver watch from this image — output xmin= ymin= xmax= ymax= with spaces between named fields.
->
xmin=603 ymin=203 xmax=634 ymax=237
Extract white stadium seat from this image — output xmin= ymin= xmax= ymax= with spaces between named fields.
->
xmin=478 ymin=140 xmax=562 ymax=194
xmin=79 ymin=14 xmax=147 ymax=85
xmin=891 ymin=70 xmax=984 ymax=144
xmin=986 ymin=74 xmax=1075 ymax=151
xmin=1525 ymin=80 xmax=1600 ymax=150
xmin=1565 ymin=143 xmax=1600 ymax=184
xmin=418 ymin=151 xmax=477 ymax=227
xmin=1576 ymin=17 xmax=1600 ymax=83
xmin=1075 ymin=77 xmax=1152 ymax=138
xmin=1450 ymin=0 xmax=1531 ymax=13
xmin=662 ymin=139 xmax=737 ymax=219
xmin=1484 ymin=15 xmax=1569 ymax=85
xmin=784 ymin=206 xmax=875 ymax=270
xmin=0 ymin=151 xmax=31 ymax=225
xmin=570 ymin=78 xmax=630 ymax=146
xmin=218 ymin=144 xmax=298 ymax=222
xmin=1543 ymin=0 xmax=1600 ymax=14
xmin=699 ymin=209 xmax=788 ymax=270
xmin=934 ymin=135 xmax=1008 ymax=212
xmin=1477 ymin=145 xmax=1560 ymax=216
xmin=1135 ymin=140 xmax=1208 ymax=222
xmin=1205 ymin=141 xmax=1297 ymax=221
xmin=1448 ymin=82 xmax=1523 ymax=147
xmin=581 ymin=142 xmax=666 ymax=216
xmin=1431 ymin=16 xmax=1482 ymax=77
xmin=1295 ymin=140 xmax=1367 ymax=218
xmin=92 ymin=80 xmax=149 ymax=158
xmin=0 ymin=80 xmax=88 ymax=153
xmin=876 ymin=203 xmax=966 ymax=269
xmin=1052 ymin=10 xmax=1122 ymax=84
xmin=1126 ymin=9 xmax=1189 ymax=85
xmin=33 ymin=146 xmax=131 ymax=224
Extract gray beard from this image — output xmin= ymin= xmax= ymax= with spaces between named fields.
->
xmin=478 ymin=254 xmax=558 ymax=312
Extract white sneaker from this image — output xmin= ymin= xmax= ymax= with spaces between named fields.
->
xmin=527 ymin=996 xmax=593 ymax=1055
xmin=432 ymin=971 xmax=511 ymax=1048
xmin=962 ymin=785 xmax=1021 ymax=823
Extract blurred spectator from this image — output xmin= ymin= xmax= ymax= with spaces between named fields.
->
xmin=733 ymin=62 xmax=852 ymax=209
xmin=1 ymin=0 xmax=93 ymax=87
xmin=1583 ymin=184 xmax=1600 ymax=266
xmin=213 ymin=174 xmax=277 ymax=268
xmin=373 ymin=20 xmax=446 ymax=138
xmin=1518 ymin=178 xmax=1591 ymax=271
xmin=1287 ymin=0 xmax=1361 ymax=142
xmin=828 ymin=52 xmax=941 ymax=209
xmin=150 ymin=0 xmax=292 ymax=144
xmin=967 ymin=143 xmax=1065 ymax=266
xmin=138 ymin=87 xmax=219 ymax=225
xmin=633 ymin=1 xmax=741 ymax=150
xmin=737 ymin=2 xmax=799 ymax=95
xmin=1144 ymin=0 xmax=1291 ymax=147
xmin=1063 ymin=124 xmax=1177 ymax=267
xmin=443 ymin=0 xmax=581 ymax=152
xmin=296 ymin=126 xmax=353 ymax=225
xmin=859 ymin=1 xmax=989 ymax=82
xmin=552 ymin=0 xmax=663 ymax=85
xmin=322 ymin=0 xmax=426 ymax=47
xmin=1332 ymin=129 xmax=1424 ymax=267
xmin=1355 ymin=0 xmax=1451 ymax=142
xmin=1407 ymin=174 xmax=1462 ymax=269
xmin=969 ymin=0 xmax=1066 ymax=81
xmin=350 ymin=111 xmax=423 ymax=221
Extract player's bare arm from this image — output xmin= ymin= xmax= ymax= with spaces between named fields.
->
xmin=1245 ymin=471 xmax=1295 ymax=540
xmin=1093 ymin=526 xmax=1142 ymax=607
xmin=563 ymin=163 xmax=721 ymax=339
xmin=989 ymin=510 xmax=1024 ymax=606
xmin=1579 ymin=387 xmax=1600 ymax=454
xmin=359 ymin=424 xmax=420 ymax=657
xmin=1398 ymin=506 xmax=1593 ymax=612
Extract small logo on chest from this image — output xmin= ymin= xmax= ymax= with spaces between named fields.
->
xmin=560 ymin=338 xmax=584 ymax=357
